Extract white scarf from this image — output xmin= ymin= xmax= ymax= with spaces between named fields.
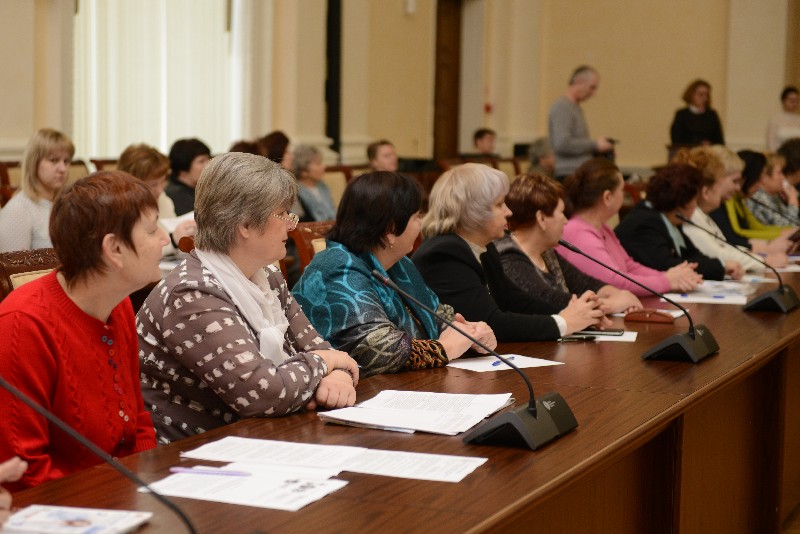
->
xmin=195 ymin=249 xmax=290 ymax=364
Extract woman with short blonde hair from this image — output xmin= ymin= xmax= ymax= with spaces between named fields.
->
xmin=413 ymin=163 xmax=607 ymax=342
xmin=0 ymin=128 xmax=74 ymax=252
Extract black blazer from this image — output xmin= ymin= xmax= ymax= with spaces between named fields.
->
xmin=615 ymin=202 xmax=725 ymax=280
xmin=411 ymin=234 xmax=561 ymax=342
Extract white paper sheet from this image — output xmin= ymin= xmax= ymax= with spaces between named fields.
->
xmin=663 ymin=293 xmax=748 ymax=305
xmin=159 ymin=211 xmax=195 ymax=233
xmin=142 ymin=472 xmax=347 ymax=512
xmin=319 ymin=390 xmax=512 ymax=435
xmin=344 ymin=450 xmax=487 ymax=482
xmin=447 ymin=354 xmax=563 ymax=372
xmin=594 ymin=331 xmax=638 ymax=342
xmin=180 ymin=436 xmax=364 ymax=467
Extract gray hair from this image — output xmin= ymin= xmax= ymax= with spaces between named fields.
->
xmin=291 ymin=144 xmax=321 ymax=177
xmin=194 ymin=152 xmax=298 ymax=253
xmin=528 ymin=137 xmax=552 ymax=166
xmin=421 ymin=163 xmax=509 ymax=238
xmin=569 ymin=65 xmax=596 ymax=85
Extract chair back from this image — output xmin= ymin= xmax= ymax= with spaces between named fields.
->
xmin=323 ymin=166 xmax=352 ymax=207
xmin=90 ymin=159 xmax=118 ymax=172
xmin=288 ymin=221 xmax=334 ymax=274
xmin=0 ymin=161 xmax=21 ymax=188
xmin=67 ymin=160 xmax=90 ymax=185
xmin=495 ymin=158 xmax=521 ymax=182
xmin=0 ymin=248 xmax=61 ymax=302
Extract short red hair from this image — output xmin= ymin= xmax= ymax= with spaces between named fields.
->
xmin=50 ymin=171 xmax=157 ymax=285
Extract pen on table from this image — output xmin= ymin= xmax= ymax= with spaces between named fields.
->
xmin=492 ymin=356 xmax=515 ymax=367
xmin=170 ymin=466 xmax=251 ymax=477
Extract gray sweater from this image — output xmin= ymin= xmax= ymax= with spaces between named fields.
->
xmin=547 ymin=95 xmax=597 ymax=177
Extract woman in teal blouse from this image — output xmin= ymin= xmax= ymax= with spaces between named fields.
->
xmin=293 ymin=171 xmax=496 ymax=378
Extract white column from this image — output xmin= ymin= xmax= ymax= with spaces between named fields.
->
xmin=725 ymin=0 xmax=790 ymax=150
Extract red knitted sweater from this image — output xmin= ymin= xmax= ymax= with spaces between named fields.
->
xmin=0 ymin=271 xmax=156 ymax=492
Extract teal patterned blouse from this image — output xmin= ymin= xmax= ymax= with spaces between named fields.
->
xmin=293 ymin=240 xmax=448 ymax=377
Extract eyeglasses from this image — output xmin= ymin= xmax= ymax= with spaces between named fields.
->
xmin=271 ymin=212 xmax=299 ymax=230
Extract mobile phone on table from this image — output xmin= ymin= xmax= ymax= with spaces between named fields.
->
xmin=574 ymin=328 xmax=624 ymax=336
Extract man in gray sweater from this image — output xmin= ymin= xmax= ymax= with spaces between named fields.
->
xmin=548 ymin=65 xmax=614 ymax=180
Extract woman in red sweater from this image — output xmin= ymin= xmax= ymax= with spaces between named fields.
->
xmin=0 ymin=171 xmax=166 ymax=491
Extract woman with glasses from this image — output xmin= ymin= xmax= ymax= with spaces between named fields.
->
xmin=137 ymin=152 xmax=358 ymax=444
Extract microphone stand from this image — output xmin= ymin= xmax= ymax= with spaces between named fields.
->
xmin=371 ymin=270 xmax=577 ymax=450
xmin=677 ymin=213 xmax=799 ymax=312
xmin=0 ymin=374 xmax=197 ymax=534
xmin=558 ymin=239 xmax=719 ymax=363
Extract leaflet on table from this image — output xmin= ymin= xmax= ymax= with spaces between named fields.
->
xmin=594 ymin=331 xmax=638 ymax=342
xmin=319 ymin=390 xmax=512 ymax=435
xmin=179 ymin=436 xmax=488 ymax=483
xmin=610 ymin=308 xmax=685 ymax=318
xmin=141 ymin=471 xmax=347 ymax=512
xmin=663 ymin=293 xmax=748 ymax=305
xmin=694 ymin=280 xmax=755 ymax=296
xmin=447 ymin=354 xmax=564 ymax=372
xmin=2 ymin=505 xmax=151 ymax=534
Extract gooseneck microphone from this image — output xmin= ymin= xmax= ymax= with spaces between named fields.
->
xmin=677 ymin=213 xmax=799 ymax=313
xmin=0 ymin=374 xmax=197 ymax=534
xmin=371 ymin=269 xmax=578 ymax=450
xmin=558 ymin=239 xmax=719 ymax=363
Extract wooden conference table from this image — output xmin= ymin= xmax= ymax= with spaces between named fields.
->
xmin=13 ymin=276 xmax=800 ymax=533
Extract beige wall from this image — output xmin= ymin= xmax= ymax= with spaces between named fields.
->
xmin=365 ymin=0 xmax=436 ymax=160
xmin=1 ymin=0 xmax=797 ymax=169
xmin=0 ymin=0 xmax=71 ymax=159
xmin=539 ymin=0 xmax=732 ymax=168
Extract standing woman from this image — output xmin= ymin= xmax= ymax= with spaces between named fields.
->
xmin=138 ymin=152 xmax=358 ymax=444
xmin=670 ymin=79 xmax=725 ymax=146
xmin=0 ymin=171 xmax=164 ymax=491
xmin=294 ymin=171 xmax=495 ymax=378
xmin=0 ymin=128 xmax=74 ymax=252
xmin=412 ymin=163 xmax=606 ymax=343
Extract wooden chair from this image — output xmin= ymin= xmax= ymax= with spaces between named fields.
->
xmin=288 ymin=221 xmax=334 ymax=275
xmin=67 ymin=160 xmax=90 ymax=185
xmin=0 ymin=161 xmax=21 ymax=188
xmin=322 ymin=165 xmax=352 ymax=207
xmin=0 ymin=248 xmax=61 ymax=302
xmin=495 ymin=157 xmax=521 ymax=182
xmin=90 ymin=159 xmax=118 ymax=172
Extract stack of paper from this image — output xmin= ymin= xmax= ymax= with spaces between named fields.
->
xmin=141 ymin=436 xmax=489 ymax=511
xmin=3 ymin=505 xmax=152 ymax=533
xmin=318 ymin=390 xmax=513 ymax=435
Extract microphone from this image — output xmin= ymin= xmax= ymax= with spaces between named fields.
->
xmin=677 ymin=213 xmax=799 ymax=313
xmin=370 ymin=269 xmax=577 ymax=451
xmin=0 ymin=373 xmax=197 ymax=534
xmin=557 ymin=239 xmax=719 ymax=363
xmin=744 ymin=195 xmax=800 ymax=226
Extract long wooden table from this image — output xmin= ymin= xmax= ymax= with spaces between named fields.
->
xmin=13 ymin=281 xmax=800 ymax=533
